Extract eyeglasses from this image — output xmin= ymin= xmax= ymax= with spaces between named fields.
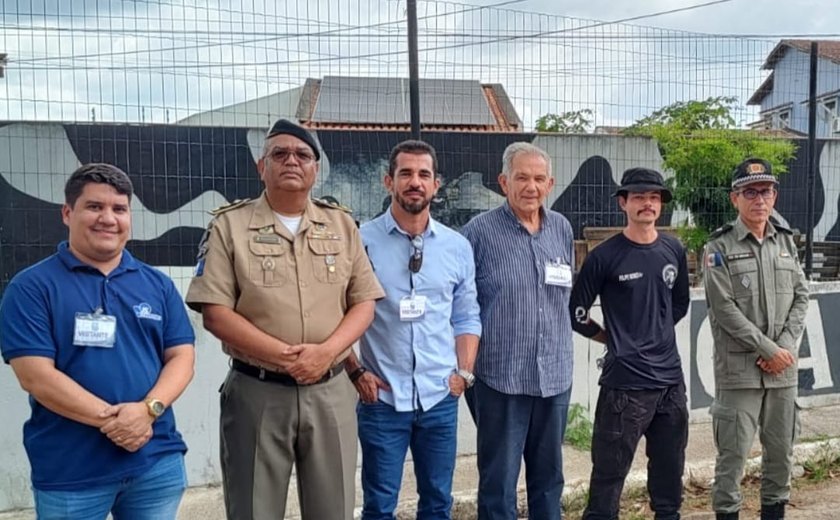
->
xmin=267 ymin=148 xmax=316 ymax=164
xmin=737 ymin=187 xmax=777 ymax=200
xmin=408 ymin=235 xmax=424 ymax=274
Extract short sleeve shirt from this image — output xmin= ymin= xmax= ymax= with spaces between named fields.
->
xmin=185 ymin=193 xmax=384 ymax=369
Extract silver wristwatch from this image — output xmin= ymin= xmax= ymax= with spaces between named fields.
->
xmin=457 ymin=369 xmax=476 ymax=388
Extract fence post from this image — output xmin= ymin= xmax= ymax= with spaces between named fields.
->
xmin=805 ymin=41 xmax=818 ymax=279
xmin=407 ymin=0 xmax=421 ymax=140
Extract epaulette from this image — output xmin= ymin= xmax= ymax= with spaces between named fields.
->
xmin=769 ymin=215 xmax=794 ymax=235
xmin=313 ymin=197 xmax=352 ymax=214
xmin=208 ymin=198 xmax=252 ymax=216
xmin=708 ymin=223 xmax=734 ymax=239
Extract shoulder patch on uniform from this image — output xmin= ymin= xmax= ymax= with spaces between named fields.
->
xmin=769 ymin=215 xmax=794 ymax=234
xmin=708 ymin=223 xmax=733 ymax=239
xmin=705 ymin=251 xmax=724 ymax=268
xmin=209 ymin=198 xmax=252 ymax=216
xmin=312 ymin=197 xmax=352 ymax=214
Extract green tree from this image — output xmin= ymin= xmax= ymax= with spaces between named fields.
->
xmin=625 ymin=96 xmax=796 ymax=247
xmin=536 ymin=109 xmax=593 ymax=133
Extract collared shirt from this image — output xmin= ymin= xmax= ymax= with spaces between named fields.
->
xmin=360 ymin=207 xmax=482 ymax=412
xmin=186 ymin=192 xmax=384 ymax=370
xmin=0 ymin=242 xmax=195 ymax=490
xmin=460 ymin=202 xmax=574 ymax=397
xmin=704 ymin=216 xmax=809 ymax=389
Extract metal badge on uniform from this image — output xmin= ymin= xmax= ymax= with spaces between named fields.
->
xmin=741 ymin=275 xmax=751 ymax=289
xmin=262 ymin=257 xmax=275 ymax=271
xmin=399 ymin=295 xmax=427 ymax=321
xmin=325 ymin=255 xmax=336 ymax=273
xmin=545 ymin=260 xmax=572 ymax=287
xmin=258 ymin=225 xmax=273 ymax=234
xmin=73 ymin=311 xmax=117 ymax=348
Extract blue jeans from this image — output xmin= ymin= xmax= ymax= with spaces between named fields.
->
xmin=33 ymin=452 xmax=187 ymax=520
xmin=466 ymin=379 xmax=571 ymax=520
xmin=357 ymin=394 xmax=459 ymax=520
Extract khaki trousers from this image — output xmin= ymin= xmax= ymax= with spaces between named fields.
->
xmin=711 ymin=386 xmax=799 ymax=514
xmin=219 ymin=368 xmax=358 ymax=520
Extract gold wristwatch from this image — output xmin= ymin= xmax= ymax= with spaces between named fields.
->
xmin=144 ymin=398 xmax=166 ymax=419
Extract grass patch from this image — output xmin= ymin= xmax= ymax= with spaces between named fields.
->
xmin=558 ymin=442 xmax=840 ymax=519
xmin=565 ymin=403 xmax=594 ymax=451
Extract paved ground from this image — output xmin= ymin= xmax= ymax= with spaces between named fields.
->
xmin=2 ymin=404 xmax=840 ymax=519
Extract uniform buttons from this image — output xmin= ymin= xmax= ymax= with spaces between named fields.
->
xmin=304 ymin=312 xmax=311 ymax=318
xmin=300 ymin=281 xmax=308 ymax=287
xmin=539 ymin=308 xmax=543 ymax=313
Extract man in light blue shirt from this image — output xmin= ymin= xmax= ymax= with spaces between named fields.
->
xmin=345 ymin=140 xmax=481 ymax=520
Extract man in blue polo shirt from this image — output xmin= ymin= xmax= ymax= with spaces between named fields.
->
xmin=0 ymin=163 xmax=196 ymax=519
xmin=344 ymin=140 xmax=482 ymax=519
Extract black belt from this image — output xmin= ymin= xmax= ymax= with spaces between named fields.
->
xmin=231 ymin=359 xmax=345 ymax=386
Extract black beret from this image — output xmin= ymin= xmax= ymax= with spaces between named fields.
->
xmin=266 ymin=119 xmax=321 ymax=161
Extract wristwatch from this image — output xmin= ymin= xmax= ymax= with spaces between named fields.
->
xmin=457 ymin=369 xmax=476 ymax=388
xmin=144 ymin=398 xmax=166 ymax=419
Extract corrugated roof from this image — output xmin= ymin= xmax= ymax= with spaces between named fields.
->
xmin=299 ymin=76 xmax=521 ymax=132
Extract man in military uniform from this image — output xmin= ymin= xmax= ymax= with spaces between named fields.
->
xmin=186 ymin=119 xmax=385 ymax=520
xmin=704 ymin=158 xmax=809 ymax=520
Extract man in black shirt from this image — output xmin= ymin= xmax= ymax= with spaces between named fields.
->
xmin=570 ymin=167 xmax=690 ymax=520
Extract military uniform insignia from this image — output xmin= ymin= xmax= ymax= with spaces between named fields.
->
xmin=255 ymin=234 xmax=281 ymax=244
xmin=741 ymin=275 xmax=751 ymax=289
xmin=727 ymin=252 xmax=755 ymax=261
xmin=312 ymin=197 xmax=353 ymax=214
xmin=706 ymin=251 xmax=724 ymax=268
xmin=709 ymin=223 xmax=733 ymax=239
xmin=325 ymin=255 xmax=336 ymax=273
xmin=262 ymin=257 xmax=275 ymax=271
xmin=209 ymin=198 xmax=252 ymax=216
xmin=259 ymin=225 xmax=273 ymax=234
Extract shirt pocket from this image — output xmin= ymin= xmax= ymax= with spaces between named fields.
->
xmin=728 ymin=258 xmax=759 ymax=300
xmin=308 ymin=238 xmax=350 ymax=284
xmin=774 ymin=256 xmax=798 ymax=294
xmin=248 ymin=241 xmax=288 ymax=287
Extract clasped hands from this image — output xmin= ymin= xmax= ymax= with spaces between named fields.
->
xmin=756 ymin=348 xmax=795 ymax=375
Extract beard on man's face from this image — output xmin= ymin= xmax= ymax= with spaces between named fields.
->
xmin=395 ymin=190 xmax=432 ymax=215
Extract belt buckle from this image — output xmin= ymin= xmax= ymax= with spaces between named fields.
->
xmin=258 ymin=367 xmax=266 ymax=380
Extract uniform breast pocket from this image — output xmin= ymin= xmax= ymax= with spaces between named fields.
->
xmin=728 ymin=258 xmax=759 ymax=300
xmin=248 ymin=241 xmax=288 ymax=286
xmin=774 ymin=256 xmax=798 ymax=294
xmin=308 ymin=239 xmax=350 ymax=284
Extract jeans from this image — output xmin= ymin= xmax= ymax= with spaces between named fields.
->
xmin=33 ymin=451 xmax=187 ymax=520
xmin=583 ymin=384 xmax=688 ymax=520
xmin=357 ymin=393 xmax=459 ymax=520
xmin=466 ymin=379 xmax=571 ymax=520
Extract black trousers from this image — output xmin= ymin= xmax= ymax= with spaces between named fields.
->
xmin=582 ymin=383 xmax=689 ymax=520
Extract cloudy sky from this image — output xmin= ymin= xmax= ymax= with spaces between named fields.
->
xmin=0 ymin=0 xmax=836 ymax=128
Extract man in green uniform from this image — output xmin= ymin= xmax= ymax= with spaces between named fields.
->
xmin=186 ymin=119 xmax=384 ymax=520
xmin=704 ymin=158 xmax=809 ymax=520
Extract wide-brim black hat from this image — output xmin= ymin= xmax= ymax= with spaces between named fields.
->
xmin=611 ymin=167 xmax=673 ymax=203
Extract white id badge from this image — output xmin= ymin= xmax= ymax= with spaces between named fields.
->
xmin=399 ymin=295 xmax=427 ymax=321
xmin=545 ymin=263 xmax=572 ymax=287
xmin=73 ymin=312 xmax=118 ymax=348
